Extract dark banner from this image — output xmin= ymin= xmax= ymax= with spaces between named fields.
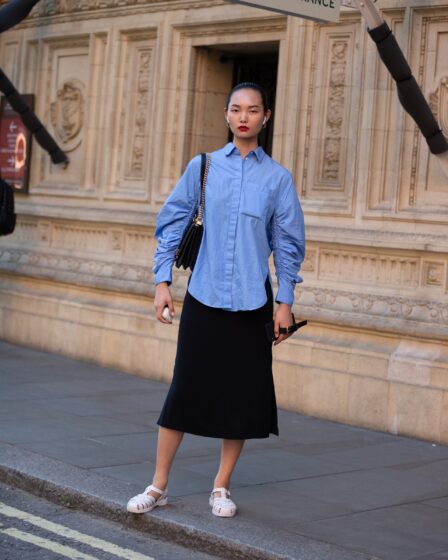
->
xmin=0 ymin=94 xmax=34 ymax=193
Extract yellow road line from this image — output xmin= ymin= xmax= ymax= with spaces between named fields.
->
xmin=0 ymin=527 xmax=100 ymax=560
xmin=0 ymin=502 xmax=155 ymax=560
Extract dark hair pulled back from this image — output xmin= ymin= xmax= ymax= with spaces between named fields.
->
xmin=226 ymin=82 xmax=269 ymax=111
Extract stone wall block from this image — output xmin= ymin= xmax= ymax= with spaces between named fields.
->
xmin=347 ymin=376 xmax=390 ymax=431
xmin=387 ymin=340 xmax=448 ymax=387
xmin=310 ymin=345 xmax=351 ymax=373
xmin=431 ymin=366 xmax=448 ymax=391
xmin=347 ymin=352 xmax=389 ymax=379
xmin=273 ymin=361 xmax=306 ymax=413
xmin=299 ymin=367 xmax=351 ymax=423
xmin=387 ymin=383 xmax=443 ymax=442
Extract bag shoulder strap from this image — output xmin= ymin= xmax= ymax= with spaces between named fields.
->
xmin=196 ymin=153 xmax=211 ymax=224
xmin=200 ymin=153 xmax=206 ymax=185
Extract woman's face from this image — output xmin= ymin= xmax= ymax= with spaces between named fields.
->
xmin=225 ymin=88 xmax=271 ymax=141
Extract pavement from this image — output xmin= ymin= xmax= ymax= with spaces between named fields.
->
xmin=1 ymin=340 xmax=448 ymax=560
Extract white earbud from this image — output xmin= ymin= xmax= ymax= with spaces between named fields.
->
xmin=162 ymin=305 xmax=172 ymax=323
xmin=262 ymin=117 xmax=267 ymax=125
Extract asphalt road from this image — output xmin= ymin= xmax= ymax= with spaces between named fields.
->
xmin=0 ymin=483 xmax=222 ymax=560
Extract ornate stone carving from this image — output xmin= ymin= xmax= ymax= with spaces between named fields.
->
xmin=8 ymin=219 xmax=38 ymax=244
xmin=409 ymin=15 xmax=448 ymax=207
xmin=111 ymin=231 xmax=123 ymax=252
xmin=308 ymin=224 xmax=448 ymax=252
xmin=50 ymin=79 xmax=85 ymax=151
xmin=319 ymin=249 xmax=420 ymax=288
xmin=109 ymin=29 xmax=156 ymax=199
xmin=52 ymin=224 xmax=109 ymax=253
xmin=301 ymin=24 xmax=319 ymax=198
xmin=0 ymin=248 xmax=152 ymax=285
xmin=9 ymin=0 xmax=222 ymax=23
xmin=422 ymin=261 xmax=445 ymax=287
xmin=128 ymin=50 xmax=152 ymax=177
xmin=38 ymin=223 xmax=51 ymax=245
xmin=300 ymin=286 xmax=448 ymax=330
xmin=321 ymin=40 xmax=347 ymax=183
xmin=429 ymin=76 xmax=448 ymax=138
xmin=301 ymin=249 xmax=317 ymax=272
xmin=125 ymin=231 xmax=153 ymax=257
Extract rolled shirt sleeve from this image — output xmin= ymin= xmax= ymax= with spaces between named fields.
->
xmin=272 ymin=173 xmax=306 ymax=306
xmin=152 ymin=155 xmax=201 ymax=286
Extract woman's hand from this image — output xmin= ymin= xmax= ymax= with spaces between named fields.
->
xmin=154 ymin=282 xmax=175 ymax=324
xmin=273 ymin=303 xmax=293 ymax=346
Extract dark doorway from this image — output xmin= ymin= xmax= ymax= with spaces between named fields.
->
xmin=188 ymin=43 xmax=279 ymax=161
xmin=220 ymin=49 xmax=279 ymax=156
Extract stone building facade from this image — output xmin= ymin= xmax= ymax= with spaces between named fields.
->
xmin=1 ymin=0 xmax=447 ymax=443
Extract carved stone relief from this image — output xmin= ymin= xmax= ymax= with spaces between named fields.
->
xmin=21 ymin=32 xmax=109 ymax=195
xmin=422 ymin=260 xmax=446 ymax=288
xmin=1 ymin=41 xmax=20 ymax=83
xmin=398 ymin=11 xmax=448 ymax=215
xmin=364 ymin=12 xmax=405 ymax=214
xmin=321 ymin=41 xmax=347 ymax=184
xmin=299 ymin=17 xmax=361 ymax=215
xmin=52 ymin=224 xmax=110 ymax=253
xmin=319 ymin=248 xmax=420 ymax=288
xmin=32 ymin=37 xmax=91 ymax=191
xmin=300 ymin=286 xmax=448 ymax=336
xmin=125 ymin=231 xmax=153 ymax=258
xmin=429 ymin=76 xmax=448 ymax=138
xmin=50 ymin=79 xmax=85 ymax=152
xmin=26 ymin=0 xmax=220 ymax=19
xmin=127 ymin=50 xmax=152 ymax=178
xmin=108 ymin=29 xmax=156 ymax=200
xmin=301 ymin=249 xmax=317 ymax=273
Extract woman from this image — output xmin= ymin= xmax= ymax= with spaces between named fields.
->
xmin=127 ymin=82 xmax=305 ymax=518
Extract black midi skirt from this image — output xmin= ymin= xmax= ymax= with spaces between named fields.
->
xmin=156 ymin=276 xmax=279 ymax=439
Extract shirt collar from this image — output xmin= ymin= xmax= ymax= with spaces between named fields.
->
xmin=224 ymin=142 xmax=265 ymax=162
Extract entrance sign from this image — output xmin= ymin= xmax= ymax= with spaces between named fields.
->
xmin=229 ymin=0 xmax=341 ymax=23
xmin=0 ymin=94 xmax=34 ymax=193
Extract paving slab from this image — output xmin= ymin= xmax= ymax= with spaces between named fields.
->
xmin=293 ymin=503 xmax=448 ymax=560
xmin=1 ymin=339 xmax=448 ymax=559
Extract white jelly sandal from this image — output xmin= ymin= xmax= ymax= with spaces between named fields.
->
xmin=209 ymin=487 xmax=237 ymax=517
xmin=126 ymin=484 xmax=168 ymax=513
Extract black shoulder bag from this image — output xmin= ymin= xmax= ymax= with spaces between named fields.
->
xmin=174 ymin=153 xmax=211 ymax=271
xmin=0 ymin=177 xmax=17 ymax=236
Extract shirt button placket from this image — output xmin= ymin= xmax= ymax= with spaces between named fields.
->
xmin=223 ymin=156 xmax=244 ymax=309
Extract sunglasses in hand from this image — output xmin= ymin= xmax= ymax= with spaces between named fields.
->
xmin=264 ymin=313 xmax=307 ymax=343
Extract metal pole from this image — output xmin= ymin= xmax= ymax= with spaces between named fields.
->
xmin=0 ymin=0 xmax=69 ymax=167
xmin=342 ymin=0 xmax=448 ymax=175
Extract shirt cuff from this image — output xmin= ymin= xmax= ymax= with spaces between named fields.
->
xmin=275 ymin=280 xmax=295 ymax=306
xmin=154 ymin=263 xmax=173 ymax=286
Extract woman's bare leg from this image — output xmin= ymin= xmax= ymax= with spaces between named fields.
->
xmin=148 ymin=426 xmax=184 ymax=499
xmin=213 ymin=438 xmax=245 ymax=494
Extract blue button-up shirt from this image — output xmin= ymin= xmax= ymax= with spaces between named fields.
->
xmin=153 ymin=142 xmax=305 ymax=311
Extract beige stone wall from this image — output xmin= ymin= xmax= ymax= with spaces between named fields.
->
xmin=1 ymin=0 xmax=448 ymax=443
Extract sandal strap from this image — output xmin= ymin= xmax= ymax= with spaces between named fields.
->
xmin=145 ymin=484 xmax=167 ymax=496
xmin=211 ymin=487 xmax=230 ymax=496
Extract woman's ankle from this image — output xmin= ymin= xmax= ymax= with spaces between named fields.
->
xmin=213 ymin=478 xmax=230 ymax=490
xmin=152 ymin=476 xmax=168 ymax=491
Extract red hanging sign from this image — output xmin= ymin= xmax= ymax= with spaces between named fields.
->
xmin=0 ymin=94 xmax=34 ymax=194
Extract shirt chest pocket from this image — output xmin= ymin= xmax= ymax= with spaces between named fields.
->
xmin=240 ymin=181 xmax=272 ymax=222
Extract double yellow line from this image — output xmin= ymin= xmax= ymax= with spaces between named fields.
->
xmin=0 ymin=502 xmax=155 ymax=560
